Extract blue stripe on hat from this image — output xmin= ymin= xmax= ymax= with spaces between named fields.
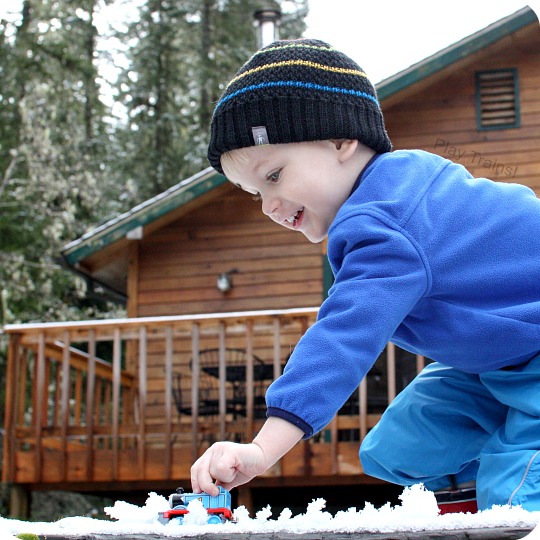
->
xmin=216 ymin=80 xmax=380 ymax=111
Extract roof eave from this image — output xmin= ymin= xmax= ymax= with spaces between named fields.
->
xmin=62 ymin=167 xmax=227 ymax=266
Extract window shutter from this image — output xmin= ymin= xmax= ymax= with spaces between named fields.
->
xmin=475 ymin=69 xmax=520 ymax=130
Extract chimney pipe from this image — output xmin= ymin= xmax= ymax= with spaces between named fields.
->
xmin=254 ymin=4 xmax=281 ymax=47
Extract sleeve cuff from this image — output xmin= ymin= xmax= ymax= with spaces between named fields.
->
xmin=266 ymin=406 xmax=313 ymax=439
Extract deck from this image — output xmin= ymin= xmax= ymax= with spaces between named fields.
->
xmin=2 ymin=308 xmax=426 ymax=510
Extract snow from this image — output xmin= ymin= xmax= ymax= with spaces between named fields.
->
xmin=1 ymin=484 xmax=540 ymax=538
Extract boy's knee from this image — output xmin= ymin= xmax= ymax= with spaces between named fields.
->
xmin=359 ymin=431 xmax=390 ymax=479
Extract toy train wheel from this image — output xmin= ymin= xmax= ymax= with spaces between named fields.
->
xmin=207 ymin=514 xmax=223 ymax=525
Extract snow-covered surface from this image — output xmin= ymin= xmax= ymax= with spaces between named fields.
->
xmin=1 ymin=485 xmax=540 ymax=538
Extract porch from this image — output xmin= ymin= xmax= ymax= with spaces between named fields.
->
xmin=2 ymin=307 xmax=426 ymax=509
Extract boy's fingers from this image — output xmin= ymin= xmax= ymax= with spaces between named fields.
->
xmin=191 ymin=451 xmax=218 ymax=495
xmin=191 ymin=444 xmax=235 ymax=495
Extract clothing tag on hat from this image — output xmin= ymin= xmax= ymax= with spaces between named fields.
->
xmin=252 ymin=126 xmax=269 ymax=146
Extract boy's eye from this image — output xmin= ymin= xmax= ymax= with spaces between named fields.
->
xmin=267 ymin=169 xmax=281 ymax=183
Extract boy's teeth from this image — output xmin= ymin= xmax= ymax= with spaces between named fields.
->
xmin=287 ymin=209 xmax=303 ymax=224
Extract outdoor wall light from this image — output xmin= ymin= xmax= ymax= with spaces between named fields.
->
xmin=216 ymin=269 xmax=239 ymax=294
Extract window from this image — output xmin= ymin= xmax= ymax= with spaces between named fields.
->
xmin=475 ymin=69 xmax=520 ymax=130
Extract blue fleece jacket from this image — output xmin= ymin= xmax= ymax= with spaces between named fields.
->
xmin=266 ymin=150 xmax=540 ymax=437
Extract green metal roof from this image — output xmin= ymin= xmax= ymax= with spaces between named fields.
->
xmin=62 ymin=167 xmax=226 ymax=265
xmin=62 ymin=6 xmax=537 ymax=268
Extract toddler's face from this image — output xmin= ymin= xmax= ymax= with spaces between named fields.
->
xmin=222 ymin=141 xmax=355 ymax=243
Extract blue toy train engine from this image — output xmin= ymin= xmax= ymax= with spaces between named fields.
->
xmin=158 ymin=486 xmax=233 ymax=525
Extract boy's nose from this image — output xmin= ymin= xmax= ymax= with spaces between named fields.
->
xmin=261 ymin=196 xmax=280 ymax=218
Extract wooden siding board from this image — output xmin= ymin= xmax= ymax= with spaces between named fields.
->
xmin=138 ymin=254 xmax=321 ymax=282
xmin=135 ymin=188 xmax=323 ymax=317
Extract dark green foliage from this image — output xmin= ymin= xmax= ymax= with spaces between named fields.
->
xmin=114 ymin=0 xmax=308 ymax=201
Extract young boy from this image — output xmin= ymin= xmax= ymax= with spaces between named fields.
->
xmin=191 ymin=38 xmax=540 ymax=512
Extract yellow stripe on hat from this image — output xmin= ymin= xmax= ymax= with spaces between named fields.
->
xmin=253 ymin=42 xmax=337 ymax=57
xmin=227 ymin=59 xmax=367 ymax=89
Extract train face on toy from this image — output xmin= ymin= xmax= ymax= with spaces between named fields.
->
xmin=158 ymin=486 xmax=233 ymax=525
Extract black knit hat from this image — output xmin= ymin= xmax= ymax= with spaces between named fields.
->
xmin=207 ymin=38 xmax=391 ymax=174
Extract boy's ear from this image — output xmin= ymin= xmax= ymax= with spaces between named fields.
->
xmin=332 ymin=139 xmax=358 ymax=162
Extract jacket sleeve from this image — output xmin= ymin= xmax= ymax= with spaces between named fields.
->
xmin=265 ymin=213 xmax=430 ymax=437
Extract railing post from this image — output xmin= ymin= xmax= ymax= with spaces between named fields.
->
xmin=245 ymin=320 xmax=255 ymax=440
xmin=164 ymin=325 xmax=173 ymax=478
xmin=387 ymin=343 xmax=396 ymax=404
xmin=60 ymin=331 xmax=71 ymax=481
xmin=218 ymin=322 xmax=226 ymax=440
xmin=359 ymin=378 xmax=368 ymax=442
xmin=191 ymin=323 xmax=200 ymax=462
xmin=112 ymin=328 xmax=121 ymax=480
xmin=3 ymin=333 xmax=21 ymax=483
xmin=271 ymin=316 xmax=283 ymax=475
xmin=272 ymin=316 xmax=281 ymax=379
xmin=86 ymin=330 xmax=96 ymax=481
xmin=416 ymin=354 xmax=425 ymax=375
xmin=34 ymin=332 xmax=46 ymax=482
xmin=138 ymin=326 xmax=147 ymax=478
xmin=329 ymin=415 xmax=338 ymax=475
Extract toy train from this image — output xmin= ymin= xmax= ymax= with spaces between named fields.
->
xmin=157 ymin=486 xmax=234 ymax=525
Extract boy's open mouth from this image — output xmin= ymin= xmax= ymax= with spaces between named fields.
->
xmin=286 ymin=208 xmax=304 ymax=228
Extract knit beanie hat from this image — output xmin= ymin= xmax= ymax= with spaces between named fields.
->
xmin=207 ymin=38 xmax=391 ymax=174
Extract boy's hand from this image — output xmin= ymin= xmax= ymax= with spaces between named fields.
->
xmin=191 ymin=441 xmax=267 ymax=495
xmin=191 ymin=417 xmax=304 ymax=495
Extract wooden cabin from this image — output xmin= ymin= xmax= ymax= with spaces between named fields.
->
xmin=3 ymin=7 xmax=539 ymax=517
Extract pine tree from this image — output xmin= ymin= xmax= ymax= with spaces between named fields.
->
xmin=114 ymin=0 xmax=307 ymax=202
xmin=0 ymin=0 xmax=120 ymax=325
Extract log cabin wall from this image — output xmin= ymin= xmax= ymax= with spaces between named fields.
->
xmin=134 ymin=186 xmax=323 ymax=318
xmin=383 ymin=22 xmax=540 ymax=195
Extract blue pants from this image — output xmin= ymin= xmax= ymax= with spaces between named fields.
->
xmin=360 ymin=355 xmax=540 ymax=510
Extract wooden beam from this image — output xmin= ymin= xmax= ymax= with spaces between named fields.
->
xmin=387 ymin=342 xmax=396 ymax=404
xmin=191 ymin=323 xmax=200 ymax=463
xmin=3 ymin=333 xmax=21 ymax=483
xmin=127 ymin=240 xmax=139 ymax=318
xmin=86 ymin=331 xmax=96 ymax=481
xmin=164 ymin=325 xmax=173 ymax=478
xmin=218 ymin=323 xmax=226 ymax=440
xmin=138 ymin=326 xmax=147 ymax=478
xmin=60 ymin=332 xmax=71 ymax=481
xmin=34 ymin=333 xmax=46 ymax=482
xmin=112 ymin=328 xmax=121 ymax=480
xmin=245 ymin=320 xmax=255 ymax=440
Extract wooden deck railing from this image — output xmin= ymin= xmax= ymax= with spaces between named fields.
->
xmin=2 ymin=308 xmax=426 ymax=489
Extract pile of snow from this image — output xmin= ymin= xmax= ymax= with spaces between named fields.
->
xmin=1 ymin=484 xmax=539 ymax=538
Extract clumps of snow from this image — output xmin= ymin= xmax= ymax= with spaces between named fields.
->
xmin=104 ymin=491 xmax=169 ymax=522
xmin=230 ymin=485 xmax=538 ymax=535
xmin=182 ymin=499 xmax=212 ymax=526
xmin=1 ymin=484 xmax=539 ymax=538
